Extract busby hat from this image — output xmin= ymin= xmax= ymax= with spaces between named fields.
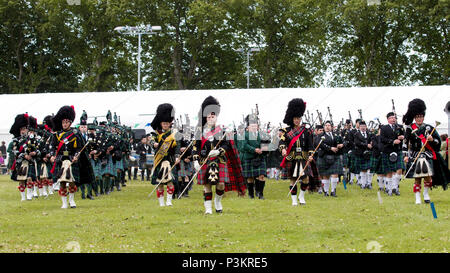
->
xmin=52 ymin=105 xmax=76 ymax=131
xmin=151 ymin=103 xmax=175 ymax=131
xmin=28 ymin=116 xmax=38 ymax=130
xmin=198 ymin=96 xmax=220 ymax=127
xmin=283 ymin=98 xmax=306 ymax=127
xmin=403 ymin=98 xmax=426 ymax=125
xmin=9 ymin=114 xmax=29 ymax=138
xmin=43 ymin=115 xmax=54 ymax=131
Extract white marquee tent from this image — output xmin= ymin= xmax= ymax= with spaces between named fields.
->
xmin=1 ymin=86 xmax=449 ymax=150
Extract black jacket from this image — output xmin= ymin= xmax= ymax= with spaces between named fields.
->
xmin=380 ymin=123 xmax=404 ymax=154
xmin=353 ymin=130 xmax=372 ymax=156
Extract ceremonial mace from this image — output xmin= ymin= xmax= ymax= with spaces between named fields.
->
xmin=178 ymin=134 xmax=227 ymax=199
xmin=287 ymin=136 xmax=325 ymax=197
xmin=402 ymin=121 xmax=441 ymax=181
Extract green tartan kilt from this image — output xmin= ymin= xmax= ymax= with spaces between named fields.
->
xmin=380 ymin=152 xmax=405 ymax=174
xmin=178 ymin=161 xmax=193 ymax=177
xmin=369 ymin=155 xmax=383 ymax=174
xmin=122 ymin=157 xmax=129 ymax=169
xmin=53 ymin=161 xmax=80 ymax=183
xmin=101 ymin=155 xmax=115 ymax=176
xmin=317 ymin=155 xmax=343 ymax=176
xmin=352 ymin=155 xmax=371 ymax=173
xmin=115 ymin=159 xmax=124 ymax=171
xmin=90 ymin=159 xmax=102 ymax=178
xmin=242 ymin=158 xmax=267 ymax=178
xmin=348 ymin=152 xmax=357 ymax=173
xmin=281 ymin=159 xmax=313 ymax=180
xmin=27 ymin=161 xmax=39 ymax=181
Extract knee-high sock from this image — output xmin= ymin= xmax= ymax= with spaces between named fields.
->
xmin=359 ymin=172 xmax=367 ymax=185
xmin=322 ymin=179 xmax=330 ymax=193
xmin=350 ymin=173 xmax=355 ymax=183
xmin=377 ymin=176 xmax=384 ymax=189
xmin=367 ymin=172 xmax=373 ymax=187
xmin=386 ymin=177 xmax=392 ymax=191
xmin=330 ymin=177 xmax=339 ymax=192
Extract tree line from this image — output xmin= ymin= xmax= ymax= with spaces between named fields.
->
xmin=0 ymin=0 xmax=448 ymax=93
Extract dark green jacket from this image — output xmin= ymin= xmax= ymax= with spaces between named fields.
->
xmin=240 ymin=131 xmax=261 ymax=161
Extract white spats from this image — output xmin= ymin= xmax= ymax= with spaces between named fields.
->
xmin=298 ymin=190 xmax=306 ymax=205
xmin=214 ymin=194 xmax=223 ymax=212
xmin=61 ymin=196 xmax=68 ymax=209
xmin=331 ymin=177 xmax=339 ymax=193
xmin=322 ymin=179 xmax=330 ymax=194
xmin=158 ymin=196 xmax=165 ymax=207
xmin=415 ymin=192 xmax=421 ymax=205
xmin=204 ymin=200 xmax=213 ymax=214
xmin=423 ymin=187 xmax=431 ymax=203
xmin=291 ymin=195 xmax=298 ymax=206
xmin=166 ymin=194 xmax=173 ymax=206
xmin=26 ymin=188 xmax=33 ymax=200
xmin=20 ymin=191 xmax=26 ymax=201
xmin=68 ymin=193 xmax=76 ymax=208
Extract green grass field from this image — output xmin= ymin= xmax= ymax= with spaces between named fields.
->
xmin=0 ymin=174 xmax=448 ymax=253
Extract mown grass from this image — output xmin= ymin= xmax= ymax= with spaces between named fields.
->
xmin=0 ymin=174 xmax=448 ymax=253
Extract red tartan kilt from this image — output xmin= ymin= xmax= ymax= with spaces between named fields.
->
xmin=197 ymin=161 xmax=229 ymax=185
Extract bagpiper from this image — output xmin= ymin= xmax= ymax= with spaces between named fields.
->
xmin=279 ymin=98 xmax=314 ymax=206
xmin=50 ymin=105 xmax=95 ymax=209
xmin=380 ymin=112 xmax=405 ymax=196
xmin=240 ymin=114 xmax=267 ymax=199
xmin=402 ymin=99 xmax=450 ymax=204
xmin=316 ymin=120 xmax=344 ymax=197
xmin=37 ymin=115 xmax=55 ymax=197
xmin=9 ymin=113 xmax=32 ymax=201
xmin=352 ymin=120 xmax=373 ymax=189
xmin=192 ymin=96 xmax=246 ymax=214
xmin=150 ymin=103 xmax=180 ymax=207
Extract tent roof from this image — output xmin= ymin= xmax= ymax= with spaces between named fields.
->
xmin=1 ymin=86 xmax=449 ymax=145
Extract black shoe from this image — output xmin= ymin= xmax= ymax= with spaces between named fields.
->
xmin=394 ymin=190 xmax=400 ymax=196
xmin=324 ymin=192 xmax=329 ymax=197
xmin=70 ymin=206 xmax=76 ymax=209
xmin=122 ymin=183 xmax=126 ymax=187
xmin=81 ymin=195 xmax=86 ymax=199
xmin=215 ymin=209 xmax=222 ymax=213
xmin=424 ymin=199 xmax=430 ymax=204
xmin=331 ymin=191 xmax=337 ymax=197
xmin=367 ymin=185 xmax=372 ymax=190
xmin=87 ymin=195 xmax=94 ymax=200
xmin=258 ymin=194 xmax=265 ymax=200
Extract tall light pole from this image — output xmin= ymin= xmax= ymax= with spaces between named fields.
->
xmin=114 ymin=24 xmax=161 ymax=91
xmin=236 ymin=47 xmax=260 ymax=89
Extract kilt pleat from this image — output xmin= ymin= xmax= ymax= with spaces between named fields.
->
xmin=317 ymin=155 xmax=343 ymax=176
xmin=242 ymin=158 xmax=267 ymax=178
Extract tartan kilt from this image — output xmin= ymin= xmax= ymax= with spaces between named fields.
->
xmin=352 ymin=155 xmax=371 ymax=173
xmin=343 ymin=153 xmax=350 ymax=168
xmin=178 ymin=160 xmax=193 ymax=177
xmin=317 ymin=155 xmax=343 ymax=176
xmin=122 ymin=157 xmax=129 ymax=169
xmin=370 ymin=156 xmax=383 ymax=174
xmin=101 ymin=156 xmax=116 ymax=176
xmin=281 ymin=159 xmax=313 ymax=180
xmin=90 ymin=159 xmax=102 ymax=178
xmin=53 ymin=161 xmax=80 ymax=183
xmin=115 ymin=159 xmax=124 ymax=171
xmin=242 ymin=158 xmax=267 ymax=178
xmin=380 ymin=152 xmax=405 ymax=174
xmin=348 ymin=152 xmax=357 ymax=173
xmin=27 ymin=161 xmax=39 ymax=181
xmin=197 ymin=161 xmax=230 ymax=185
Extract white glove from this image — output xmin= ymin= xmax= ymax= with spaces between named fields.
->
xmin=208 ymin=149 xmax=220 ymax=158
xmin=194 ymin=160 xmax=201 ymax=172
